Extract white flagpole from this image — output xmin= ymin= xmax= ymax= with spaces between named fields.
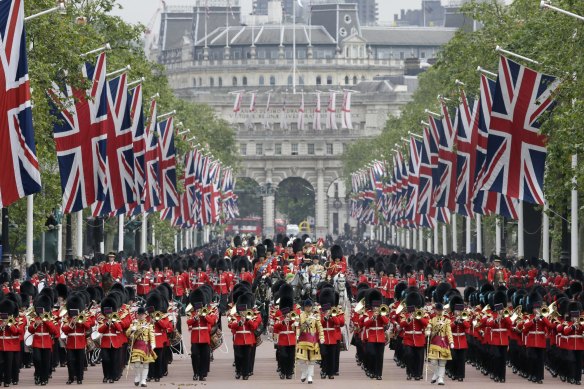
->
xmin=427 ymin=228 xmax=432 ymax=253
xmin=518 ymin=201 xmax=524 ymax=257
xmin=476 ymin=214 xmax=482 ymax=254
xmin=412 ymin=228 xmax=417 ymax=251
xmin=76 ymin=211 xmax=83 ymax=258
xmin=452 ymin=213 xmax=457 ymax=253
xmin=442 ymin=224 xmax=447 ymax=255
xmin=406 ymin=229 xmax=410 ymax=249
xmin=434 ymin=224 xmax=439 ymax=254
xmin=141 ymin=213 xmax=147 ymax=253
xmin=495 ymin=217 xmax=502 ymax=255
xmin=572 ymin=154 xmax=579 ymax=267
xmin=419 ymin=228 xmax=424 ymax=251
xmin=57 ymin=207 xmax=63 ymax=261
xmin=118 ymin=215 xmax=124 ymax=252
xmin=465 ymin=216 xmax=471 ymax=253
xmin=543 ymin=204 xmax=550 ymax=262
xmin=26 ymin=195 xmax=34 ymax=265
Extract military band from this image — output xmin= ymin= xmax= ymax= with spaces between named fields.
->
xmin=0 ymin=237 xmax=583 ymax=386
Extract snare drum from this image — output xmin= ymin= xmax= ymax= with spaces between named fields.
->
xmin=210 ymin=328 xmax=223 ymax=351
xmin=59 ymin=332 xmax=67 ymax=348
xmin=24 ymin=330 xmax=33 ymax=348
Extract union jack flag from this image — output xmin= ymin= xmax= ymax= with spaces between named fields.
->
xmin=432 ymin=101 xmax=457 ymax=212
xmin=455 ymin=89 xmax=479 ymax=216
xmin=0 ymin=0 xmax=41 ymax=208
xmin=417 ymin=126 xmax=438 ymax=227
xmin=405 ymin=137 xmax=423 ymax=226
xmin=50 ymin=53 xmax=108 ymax=214
xmin=481 ymin=56 xmax=560 ymax=206
xmin=143 ymin=100 xmax=161 ymax=212
xmin=156 ymin=117 xmax=178 ymax=209
xmin=92 ymin=73 xmax=135 ymax=216
xmin=183 ymin=150 xmax=197 ymax=225
xmin=473 ymin=74 xmax=520 ymax=219
xmin=126 ymin=84 xmax=145 ymax=216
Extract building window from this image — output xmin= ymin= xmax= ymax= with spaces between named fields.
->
xmin=243 ymin=76 xmax=248 ymax=86
xmin=316 ymin=75 xmax=322 ymax=85
xmin=287 ymin=75 xmax=293 ymax=86
xmin=291 ymin=143 xmax=298 ymax=155
xmin=240 ymin=144 xmax=247 ymax=156
xmin=400 ymin=52 xmax=405 ymax=60
xmin=270 ymin=75 xmax=276 ymax=86
xmin=275 ymin=143 xmax=282 ymax=155
xmin=299 ymin=76 xmax=304 ymax=85
xmin=421 ymin=51 xmax=426 ymax=59
xmin=327 ymin=75 xmax=333 ymax=85
xmin=259 ymin=75 xmax=265 ymax=86
xmin=210 ymin=77 xmax=214 ymax=87
xmin=193 ymin=78 xmax=197 ymax=87
xmin=232 ymin=76 xmax=238 ymax=86
xmin=218 ymin=77 xmax=223 ymax=87
xmin=307 ymin=143 xmax=315 ymax=155
xmin=353 ymin=76 xmax=358 ymax=85
xmin=342 ymin=143 xmax=347 ymax=153
xmin=199 ymin=77 xmax=202 ymax=86
xmin=344 ymin=76 xmax=349 ymax=85
xmin=256 ymin=143 xmax=263 ymax=155
xmin=326 ymin=143 xmax=333 ymax=155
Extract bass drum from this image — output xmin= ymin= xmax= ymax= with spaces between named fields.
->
xmin=59 ymin=332 xmax=67 ymax=348
xmin=210 ymin=328 xmax=223 ymax=351
xmin=169 ymin=329 xmax=182 ymax=347
xmin=90 ymin=330 xmax=102 ymax=347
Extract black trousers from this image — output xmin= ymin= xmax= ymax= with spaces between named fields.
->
xmin=571 ymin=350 xmax=583 ymax=383
xmin=279 ymin=345 xmax=295 ymax=376
xmin=320 ymin=344 xmax=337 ymax=377
xmin=33 ymin=348 xmax=52 ymax=382
xmin=407 ymin=346 xmax=425 ymax=378
xmin=101 ymin=347 xmax=121 ymax=380
xmin=491 ymin=345 xmax=507 ymax=381
xmin=334 ymin=342 xmax=341 ymax=374
xmin=149 ymin=347 xmax=165 ymax=379
xmin=366 ymin=342 xmax=385 ymax=377
xmin=250 ymin=344 xmax=256 ymax=373
xmin=233 ymin=345 xmax=252 ymax=377
xmin=0 ymin=351 xmax=18 ymax=384
xmin=451 ymin=348 xmax=466 ymax=379
xmin=527 ymin=347 xmax=544 ymax=381
xmin=66 ymin=349 xmax=85 ymax=381
xmin=191 ymin=343 xmax=211 ymax=378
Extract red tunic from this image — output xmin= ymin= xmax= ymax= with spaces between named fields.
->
xmin=361 ymin=311 xmax=389 ymax=343
xmin=28 ymin=319 xmax=59 ymax=349
xmin=187 ymin=313 xmax=217 ymax=344
xmin=228 ymin=313 xmax=261 ymax=346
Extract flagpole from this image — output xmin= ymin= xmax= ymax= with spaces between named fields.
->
xmin=433 ymin=224 xmax=439 ymax=254
xmin=543 ymin=204 xmax=550 ymax=262
xmin=476 ymin=214 xmax=482 ymax=254
xmin=465 ymin=216 xmax=471 ymax=253
xmin=571 ymin=154 xmax=579 ymax=267
xmin=26 ymin=195 xmax=34 ymax=265
xmin=141 ymin=213 xmax=147 ymax=254
xmin=452 ymin=213 xmax=457 ymax=253
xmin=518 ymin=201 xmax=524 ymax=258
xmin=419 ymin=227 xmax=424 ymax=252
xmin=118 ymin=215 xmax=124 ymax=252
xmin=412 ymin=228 xmax=417 ymax=251
xmin=57 ymin=208 xmax=63 ymax=261
xmin=293 ymin=0 xmax=297 ymax=94
xmin=442 ymin=224 xmax=447 ymax=255
xmin=427 ymin=228 xmax=432 ymax=253
xmin=76 ymin=211 xmax=83 ymax=258
xmin=495 ymin=217 xmax=502 ymax=256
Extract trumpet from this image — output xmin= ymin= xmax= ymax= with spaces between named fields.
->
xmin=579 ymin=316 xmax=584 ymax=326
xmin=459 ymin=311 xmax=470 ymax=321
xmin=288 ymin=311 xmax=299 ymax=322
xmin=330 ymin=307 xmax=340 ymax=317
xmin=151 ymin=311 xmax=166 ymax=322
xmin=4 ymin=316 xmax=16 ymax=328
xmin=197 ymin=307 xmax=210 ymax=318
xmin=541 ymin=301 xmax=556 ymax=318
xmin=377 ymin=304 xmax=390 ymax=317
xmin=41 ymin=312 xmax=53 ymax=322
xmin=413 ymin=309 xmax=425 ymax=320
xmin=243 ymin=309 xmax=256 ymax=321
xmin=502 ymin=308 xmax=512 ymax=318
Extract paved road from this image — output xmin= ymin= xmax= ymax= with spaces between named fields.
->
xmin=18 ymin=316 xmax=564 ymax=388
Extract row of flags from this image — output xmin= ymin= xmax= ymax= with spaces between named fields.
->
xmin=0 ymin=0 xmax=238 ymax=229
xmin=351 ymin=55 xmax=560 ymax=228
xmin=233 ymin=90 xmax=354 ymax=130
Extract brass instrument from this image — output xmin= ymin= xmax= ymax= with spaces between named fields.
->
xmin=151 ymin=311 xmax=166 ymax=322
xmin=185 ymin=303 xmax=194 ymax=315
xmin=579 ymin=316 xmax=584 ymax=326
xmin=77 ymin=313 xmax=87 ymax=324
xmin=414 ymin=309 xmax=425 ymax=320
xmin=288 ymin=311 xmax=299 ymax=322
xmin=330 ymin=307 xmax=340 ymax=317
xmin=354 ymin=298 xmax=366 ymax=315
xmin=481 ymin=304 xmax=491 ymax=313
xmin=41 ymin=312 xmax=53 ymax=322
xmin=197 ymin=307 xmax=210 ymax=318
xmin=460 ymin=311 xmax=470 ymax=321
xmin=395 ymin=300 xmax=406 ymax=315
xmin=243 ymin=309 xmax=256 ymax=321
xmin=376 ymin=304 xmax=390 ymax=317
xmin=4 ymin=316 xmax=16 ymax=328
xmin=510 ymin=306 xmax=522 ymax=323
xmin=502 ymin=308 xmax=512 ymax=318
xmin=541 ymin=302 xmax=556 ymax=318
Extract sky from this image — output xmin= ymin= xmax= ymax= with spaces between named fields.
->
xmin=110 ymin=0 xmax=424 ymax=27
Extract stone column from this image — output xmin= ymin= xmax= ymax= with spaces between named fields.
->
xmin=263 ymin=170 xmax=275 ymax=238
xmin=316 ymin=167 xmax=327 ymax=238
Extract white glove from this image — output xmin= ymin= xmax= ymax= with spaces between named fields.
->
xmin=130 ymin=326 xmax=137 ymax=332
xmin=424 ymin=330 xmax=431 ymax=337
xmin=450 ymin=343 xmax=454 ymax=349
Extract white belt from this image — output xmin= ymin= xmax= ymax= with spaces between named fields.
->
xmin=236 ymin=331 xmax=251 ymax=334
xmin=565 ymin=335 xmax=581 ymax=338
xmin=369 ymin=327 xmax=384 ymax=330
xmin=191 ymin=327 xmax=207 ymax=330
xmin=139 ymin=284 xmax=149 ymax=287
xmin=0 ymin=336 xmax=18 ymax=340
xmin=405 ymin=331 xmax=422 ymax=335
xmin=154 ymin=333 xmax=165 ymax=336
xmin=102 ymin=334 xmax=117 ymax=337
xmin=323 ymin=328 xmax=336 ymax=331
xmin=527 ymin=331 xmax=545 ymax=335
xmin=491 ymin=329 xmax=506 ymax=332
xmin=34 ymin=333 xmax=49 ymax=336
xmin=69 ymin=333 xmax=85 ymax=336
xmin=452 ymin=333 xmax=466 ymax=336
xmin=280 ymin=331 xmax=295 ymax=334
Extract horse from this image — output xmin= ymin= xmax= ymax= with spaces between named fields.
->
xmin=252 ymin=276 xmax=272 ymax=334
xmin=309 ymin=272 xmax=322 ymax=300
xmin=333 ymin=272 xmax=350 ymax=311
xmin=290 ymin=269 xmax=310 ymax=302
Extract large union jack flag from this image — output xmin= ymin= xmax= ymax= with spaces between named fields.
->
xmin=432 ymin=101 xmax=457 ymax=212
xmin=123 ymin=84 xmax=146 ymax=216
xmin=0 ymin=0 xmax=41 ymax=208
xmin=92 ymin=73 xmax=135 ymax=216
xmin=455 ymin=89 xmax=479 ymax=217
xmin=481 ymin=56 xmax=560 ymax=206
xmin=472 ymin=74 xmax=519 ymax=219
xmin=156 ymin=117 xmax=178 ymax=209
xmin=50 ymin=53 xmax=108 ymax=214
xmin=143 ymin=100 xmax=161 ymax=212
xmin=405 ymin=137 xmax=423 ymax=226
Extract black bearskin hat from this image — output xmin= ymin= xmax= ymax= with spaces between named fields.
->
xmin=318 ymin=287 xmax=335 ymax=308
xmin=365 ymin=289 xmax=383 ymax=308
xmin=405 ymin=291 xmax=424 ymax=309
xmin=189 ymin=289 xmax=207 ymax=306
xmin=236 ymin=292 xmax=255 ymax=311
xmin=66 ymin=295 xmax=85 ymax=315
xmin=263 ymin=239 xmax=275 ymax=253
xmin=101 ymin=296 xmax=118 ymax=315
xmin=0 ymin=299 xmax=17 ymax=316
xmin=330 ymin=245 xmax=343 ymax=261
xmin=292 ymin=238 xmax=303 ymax=253
xmin=33 ymin=294 xmax=52 ymax=314
xmin=256 ymin=244 xmax=266 ymax=259
xmin=233 ymin=235 xmax=242 ymax=247
xmin=20 ymin=281 xmax=37 ymax=299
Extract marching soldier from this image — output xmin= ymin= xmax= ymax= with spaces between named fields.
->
xmin=522 ymin=292 xmax=549 ymax=384
xmin=295 ymin=299 xmax=324 ymax=384
xmin=400 ymin=291 xmax=428 ymax=381
xmin=136 ymin=259 xmax=152 ymax=298
xmin=360 ymin=289 xmax=388 ymax=380
xmin=28 ymin=295 xmax=59 ymax=386
xmin=62 ymin=294 xmax=93 ymax=385
xmin=126 ymin=307 xmax=157 ymax=388
xmin=228 ymin=292 xmax=261 ymax=380
xmin=98 ymin=296 xmax=125 ymax=383
xmin=146 ymin=292 xmax=174 ymax=382
xmin=186 ymin=289 xmax=217 ymax=381
xmin=273 ymin=294 xmax=298 ymax=379
xmin=447 ymin=295 xmax=470 ymax=382
xmin=426 ymin=303 xmax=454 ymax=385
xmin=483 ymin=291 xmax=512 ymax=383
xmin=319 ymin=288 xmax=344 ymax=379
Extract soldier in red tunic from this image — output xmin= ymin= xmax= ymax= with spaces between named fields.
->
xmin=186 ymin=289 xmax=217 ymax=381
xmin=228 ymin=292 xmax=262 ymax=380
xmin=146 ymin=292 xmax=174 ymax=383
xmin=98 ymin=296 xmax=125 ymax=383
xmin=62 ymin=295 xmax=93 ymax=385
xmin=273 ymin=291 xmax=298 ymax=380
xmin=447 ymin=295 xmax=470 ymax=381
xmin=29 ymin=295 xmax=59 ymax=385
xmin=400 ymin=291 xmax=429 ymax=381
